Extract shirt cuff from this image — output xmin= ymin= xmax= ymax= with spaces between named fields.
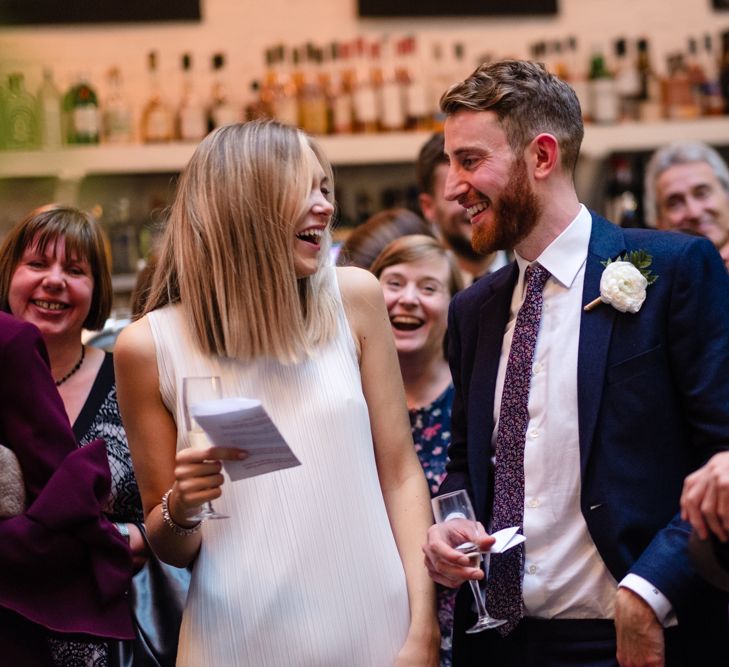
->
xmin=619 ymin=574 xmax=677 ymax=627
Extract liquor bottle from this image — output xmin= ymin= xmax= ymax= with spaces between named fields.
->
xmin=327 ymin=41 xmax=354 ymax=135
xmin=699 ymin=33 xmax=724 ymax=115
xmin=565 ymin=36 xmax=590 ymax=120
xmin=686 ymin=37 xmax=706 ymax=106
xmin=587 ymin=47 xmax=618 ymax=124
xmin=5 ymin=73 xmax=38 ymax=149
xmin=37 ymin=68 xmax=63 ymax=149
xmin=377 ymin=35 xmax=405 ymax=132
xmin=550 ymin=40 xmax=569 ymax=81
xmin=107 ymin=197 xmax=139 ymax=275
xmin=662 ymin=53 xmax=700 ymax=120
xmin=430 ymin=41 xmax=449 ymax=131
xmin=351 ymin=38 xmax=379 ymax=134
xmin=721 ymin=31 xmax=729 ymax=112
xmin=207 ymin=52 xmax=240 ymax=131
xmin=604 ymin=154 xmax=642 ymax=228
xmin=0 ymin=79 xmax=7 ymax=149
xmin=244 ymin=79 xmax=269 ymax=122
xmin=636 ymin=38 xmax=663 ymax=121
xmin=452 ymin=42 xmax=469 ymax=81
xmin=102 ymin=67 xmax=133 ymax=144
xmin=613 ymin=38 xmax=640 ymax=121
xmin=298 ymin=44 xmax=328 ymax=134
xmin=63 ymin=73 xmax=100 ymax=144
xmin=401 ymin=35 xmax=431 ymax=131
xmin=261 ymin=45 xmax=298 ymax=127
xmin=177 ymin=53 xmax=207 ymax=142
xmin=140 ymin=51 xmax=174 ymax=143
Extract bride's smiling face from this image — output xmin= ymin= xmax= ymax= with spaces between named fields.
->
xmin=293 ymin=145 xmax=334 ymax=279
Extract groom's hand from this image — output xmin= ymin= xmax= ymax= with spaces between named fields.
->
xmin=614 ymin=587 xmax=665 ymax=667
xmin=422 ymin=521 xmax=493 ymax=588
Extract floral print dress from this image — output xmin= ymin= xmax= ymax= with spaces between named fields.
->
xmin=409 ymin=383 xmax=456 ymax=667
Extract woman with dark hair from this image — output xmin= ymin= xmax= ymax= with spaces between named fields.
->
xmin=0 ymin=204 xmax=188 ymax=666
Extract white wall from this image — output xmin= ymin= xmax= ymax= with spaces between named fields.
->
xmin=0 ymin=0 xmax=727 ymax=117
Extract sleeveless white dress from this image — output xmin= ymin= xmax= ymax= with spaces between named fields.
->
xmin=147 ymin=268 xmax=410 ymax=667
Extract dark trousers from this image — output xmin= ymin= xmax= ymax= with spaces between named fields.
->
xmin=455 ymin=618 xmax=618 ymax=667
xmin=452 ymin=614 xmax=729 ymax=667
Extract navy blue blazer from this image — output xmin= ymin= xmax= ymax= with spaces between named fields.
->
xmin=442 ymin=214 xmax=729 ymax=643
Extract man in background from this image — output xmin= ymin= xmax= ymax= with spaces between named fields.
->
xmin=644 ymin=140 xmax=729 ymax=270
xmin=416 ymin=132 xmax=509 ymax=285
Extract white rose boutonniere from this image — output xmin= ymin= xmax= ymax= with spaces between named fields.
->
xmin=584 ymin=250 xmax=658 ymax=313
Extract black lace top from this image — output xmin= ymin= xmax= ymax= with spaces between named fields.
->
xmin=50 ymin=353 xmax=141 ymax=667
xmin=74 ymin=353 xmax=143 ymax=524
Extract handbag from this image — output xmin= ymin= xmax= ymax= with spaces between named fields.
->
xmin=110 ymin=525 xmax=191 ymax=667
xmin=0 ymin=444 xmax=25 ymax=518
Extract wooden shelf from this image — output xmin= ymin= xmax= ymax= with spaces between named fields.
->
xmin=1 ymin=118 xmax=729 ymax=179
xmin=580 ymin=117 xmax=729 ymax=159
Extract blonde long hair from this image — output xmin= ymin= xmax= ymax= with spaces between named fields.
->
xmin=144 ymin=120 xmax=338 ymax=363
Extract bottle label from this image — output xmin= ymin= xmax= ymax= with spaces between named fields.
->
xmin=405 ymin=81 xmax=430 ymax=118
xmin=300 ymin=99 xmax=329 ymax=135
xmin=379 ymin=81 xmax=405 ymax=130
xmin=353 ymin=85 xmax=377 ymax=123
xmin=146 ymin=108 xmax=173 ymax=141
xmin=103 ymin=108 xmax=133 ymax=143
xmin=41 ymin=100 xmax=63 ymax=148
xmin=272 ymin=97 xmax=298 ymax=126
xmin=179 ymin=107 xmax=207 ymax=141
xmin=332 ymin=94 xmax=353 ymax=133
xmin=211 ymin=104 xmax=240 ymax=128
xmin=73 ymin=104 xmax=100 ymax=137
xmin=8 ymin=108 xmax=35 ymax=146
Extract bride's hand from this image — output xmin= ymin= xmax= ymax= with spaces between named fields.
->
xmin=169 ymin=446 xmax=246 ymax=521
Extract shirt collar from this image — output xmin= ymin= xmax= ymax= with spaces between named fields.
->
xmin=514 ymin=204 xmax=591 ymax=291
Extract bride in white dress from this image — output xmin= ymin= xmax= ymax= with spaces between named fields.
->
xmin=115 ymin=120 xmax=438 ymax=666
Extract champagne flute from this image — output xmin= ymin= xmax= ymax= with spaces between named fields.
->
xmin=431 ymin=489 xmax=506 ymax=633
xmin=182 ymin=375 xmax=229 ymax=520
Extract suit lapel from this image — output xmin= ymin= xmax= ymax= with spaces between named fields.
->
xmin=577 ymin=215 xmax=625 ymax=479
xmin=469 ymin=263 xmax=518 ymax=516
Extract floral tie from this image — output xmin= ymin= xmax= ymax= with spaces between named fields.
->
xmin=486 ymin=263 xmax=550 ymax=636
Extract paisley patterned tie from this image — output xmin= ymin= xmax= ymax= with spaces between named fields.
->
xmin=486 ymin=263 xmax=551 ymax=636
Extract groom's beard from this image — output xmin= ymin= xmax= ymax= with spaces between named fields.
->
xmin=472 ymin=157 xmax=542 ymax=255
xmin=442 ymin=226 xmax=485 ymax=262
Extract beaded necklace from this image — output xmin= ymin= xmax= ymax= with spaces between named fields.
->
xmin=55 ymin=345 xmax=85 ymax=386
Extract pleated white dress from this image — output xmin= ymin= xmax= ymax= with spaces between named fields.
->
xmin=147 ymin=269 xmax=410 ymax=667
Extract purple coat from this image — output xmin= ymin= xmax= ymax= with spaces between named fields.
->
xmin=0 ymin=312 xmax=133 ymax=664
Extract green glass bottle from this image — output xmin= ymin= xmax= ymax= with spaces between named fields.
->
xmin=64 ymin=74 xmax=100 ymax=144
xmin=5 ymin=73 xmax=39 ymax=150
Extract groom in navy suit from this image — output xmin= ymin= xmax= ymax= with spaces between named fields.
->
xmin=423 ymin=60 xmax=729 ymax=667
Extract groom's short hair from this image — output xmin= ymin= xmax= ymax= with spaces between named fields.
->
xmin=440 ymin=59 xmax=584 ymax=176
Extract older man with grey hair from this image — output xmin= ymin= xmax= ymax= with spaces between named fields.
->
xmin=644 ymin=141 xmax=729 ymax=269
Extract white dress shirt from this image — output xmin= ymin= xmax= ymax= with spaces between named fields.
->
xmin=491 ymin=205 xmax=673 ymax=623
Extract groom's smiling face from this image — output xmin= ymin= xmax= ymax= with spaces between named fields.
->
xmin=443 ymin=110 xmax=542 ymax=255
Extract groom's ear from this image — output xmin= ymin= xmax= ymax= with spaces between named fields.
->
xmin=529 ymin=133 xmax=560 ymax=181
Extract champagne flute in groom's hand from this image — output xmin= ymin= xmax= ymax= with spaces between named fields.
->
xmin=431 ymin=490 xmax=506 ymax=633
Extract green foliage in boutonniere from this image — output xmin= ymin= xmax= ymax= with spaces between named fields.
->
xmin=602 ymin=250 xmax=659 ymax=285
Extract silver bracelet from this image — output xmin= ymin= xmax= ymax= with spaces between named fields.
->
xmin=161 ymin=488 xmax=202 ymax=536
xmin=114 ymin=522 xmax=130 ymax=544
